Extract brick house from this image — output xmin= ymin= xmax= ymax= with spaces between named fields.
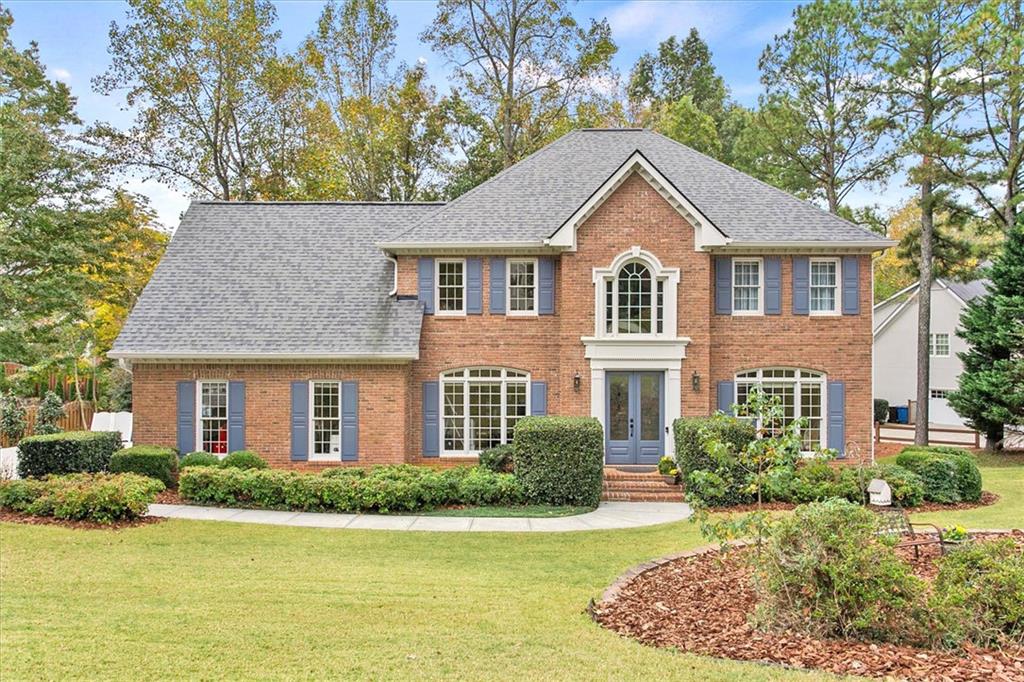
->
xmin=110 ymin=129 xmax=893 ymax=469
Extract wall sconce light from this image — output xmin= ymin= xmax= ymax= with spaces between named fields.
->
xmin=573 ymin=372 xmax=581 ymax=392
xmin=691 ymin=371 xmax=701 ymax=393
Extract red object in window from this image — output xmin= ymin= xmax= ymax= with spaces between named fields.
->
xmin=213 ymin=426 xmax=227 ymax=454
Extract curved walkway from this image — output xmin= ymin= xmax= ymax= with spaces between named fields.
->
xmin=146 ymin=501 xmax=692 ymax=532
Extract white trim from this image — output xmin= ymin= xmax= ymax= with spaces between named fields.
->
xmin=731 ymin=257 xmax=764 ymax=316
xmin=809 ymin=257 xmax=841 ymax=316
xmin=548 ymin=151 xmax=730 ymax=252
xmin=592 ymin=246 xmax=680 ymax=339
xmin=439 ymin=367 xmax=531 ymax=456
xmin=107 ymin=351 xmax=419 ymax=362
xmin=377 ymin=240 xmax=549 ymax=254
xmin=308 ymin=380 xmax=343 ymax=462
xmin=195 ymin=380 xmax=228 ymax=456
xmin=506 ymin=257 xmax=539 ymax=316
xmin=712 ymin=240 xmax=895 ymax=252
xmin=929 ymin=332 xmax=951 ymax=358
xmin=434 ymin=257 xmax=467 ymax=317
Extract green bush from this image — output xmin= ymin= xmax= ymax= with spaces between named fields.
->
xmin=110 ymin=445 xmax=179 ymax=487
xmin=478 ymin=444 xmax=515 ymax=473
xmin=899 ymin=446 xmax=982 ymax=503
xmin=179 ymin=452 xmax=221 ymax=468
xmin=873 ymin=398 xmax=889 ymax=424
xmin=761 ymin=460 xmax=924 ymax=507
xmin=34 ymin=391 xmax=65 ymax=435
xmin=868 ymin=463 xmax=925 ymax=507
xmin=752 ymin=499 xmax=928 ymax=644
xmin=930 ymin=539 xmax=1024 ymax=648
xmin=0 ymin=473 xmax=164 ymax=524
xmin=178 ymin=464 xmax=523 ymax=514
xmin=220 ymin=450 xmax=267 ymax=470
xmin=512 ymin=417 xmax=603 ymax=506
xmin=673 ymin=415 xmax=756 ymax=506
xmin=896 ymin=447 xmax=981 ymax=503
xmin=17 ymin=431 xmax=122 ymax=478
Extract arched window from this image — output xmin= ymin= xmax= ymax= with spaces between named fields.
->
xmin=440 ymin=368 xmax=529 ymax=454
xmin=735 ymin=368 xmax=826 ymax=451
xmin=605 ymin=261 xmax=664 ymax=335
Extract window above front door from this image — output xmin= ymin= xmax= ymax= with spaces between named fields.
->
xmin=591 ymin=246 xmax=679 ymax=339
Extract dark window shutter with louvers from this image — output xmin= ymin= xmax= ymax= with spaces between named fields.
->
xmin=176 ymin=381 xmax=195 ymax=453
xmin=764 ymin=257 xmax=781 ymax=314
xmin=842 ymin=256 xmax=860 ymax=315
xmin=418 ymin=258 xmax=434 ymax=314
xmin=466 ymin=258 xmax=482 ymax=314
xmin=290 ymin=381 xmax=309 ymax=461
xmin=341 ymin=381 xmax=358 ymax=461
xmin=228 ymin=381 xmax=245 ymax=453
xmin=490 ymin=257 xmax=506 ymax=314
xmin=530 ymin=381 xmax=547 ymax=416
xmin=792 ymin=257 xmax=809 ymax=315
xmin=716 ymin=380 xmax=734 ymax=415
xmin=422 ymin=382 xmax=439 ymax=457
xmin=827 ymin=381 xmax=846 ymax=457
xmin=538 ymin=257 xmax=554 ymax=314
xmin=714 ymin=256 xmax=732 ymax=314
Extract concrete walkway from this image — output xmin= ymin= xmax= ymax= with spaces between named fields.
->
xmin=146 ymin=501 xmax=692 ymax=532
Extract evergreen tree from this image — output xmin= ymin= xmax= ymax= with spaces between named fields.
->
xmin=948 ymin=217 xmax=1024 ymax=448
xmin=34 ymin=390 xmax=64 ymax=435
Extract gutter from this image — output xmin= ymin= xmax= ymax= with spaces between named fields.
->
xmin=107 ymin=351 xmax=419 ymax=362
xmin=710 ymin=239 xmax=896 ymax=252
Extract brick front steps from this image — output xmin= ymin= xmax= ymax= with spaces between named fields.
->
xmin=602 ymin=467 xmax=685 ymax=502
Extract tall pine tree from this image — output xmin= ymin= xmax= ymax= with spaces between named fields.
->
xmin=948 ymin=217 xmax=1024 ymax=448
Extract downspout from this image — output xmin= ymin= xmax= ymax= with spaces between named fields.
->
xmin=386 ymin=254 xmax=399 ymax=297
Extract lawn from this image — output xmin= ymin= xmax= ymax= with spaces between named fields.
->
xmin=1 ymin=454 xmax=1019 ymax=681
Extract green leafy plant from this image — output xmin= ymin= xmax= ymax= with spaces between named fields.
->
xmin=179 ymin=452 xmax=221 ymax=468
xmin=873 ymin=398 xmax=889 ymax=424
xmin=33 ymin=391 xmax=65 ymax=435
xmin=219 ymin=450 xmax=268 ymax=470
xmin=657 ymin=455 xmax=676 ymax=477
xmin=0 ymin=472 xmax=164 ymax=523
xmin=896 ymin=447 xmax=982 ymax=503
xmin=1 ymin=390 xmax=27 ymax=444
xmin=512 ymin=417 xmax=604 ymax=506
xmin=673 ymin=414 xmax=755 ymax=498
xmin=16 ymin=431 xmax=121 ymax=478
xmin=939 ymin=525 xmax=968 ymax=543
xmin=109 ymin=445 xmax=179 ymax=487
xmin=478 ymin=444 xmax=514 ymax=473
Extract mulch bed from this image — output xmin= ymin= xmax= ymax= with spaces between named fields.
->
xmin=155 ymin=489 xmax=184 ymax=504
xmin=0 ymin=510 xmax=164 ymax=530
xmin=709 ymin=491 xmax=999 ymax=515
xmin=593 ymin=532 xmax=1024 ymax=682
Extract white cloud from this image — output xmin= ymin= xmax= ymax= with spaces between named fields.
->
xmin=737 ymin=16 xmax=793 ymax=49
xmin=120 ymin=178 xmax=192 ymax=233
xmin=604 ymin=1 xmax=743 ymax=43
xmin=51 ymin=67 xmax=71 ymax=83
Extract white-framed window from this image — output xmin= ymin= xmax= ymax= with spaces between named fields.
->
xmin=604 ymin=261 xmax=665 ymax=335
xmin=507 ymin=258 xmax=537 ymax=315
xmin=197 ymin=380 xmax=228 ymax=455
xmin=930 ymin=388 xmax=951 ymax=399
xmin=929 ymin=333 xmax=950 ymax=357
xmin=310 ymin=381 xmax=341 ymax=459
xmin=809 ymin=257 xmax=840 ymax=315
xmin=735 ymin=368 xmax=826 ymax=452
xmin=732 ymin=258 xmax=763 ymax=315
xmin=436 ymin=258 xmax=466 ymax=315
xmin=440 ymin=367 xmax=529 ymax=455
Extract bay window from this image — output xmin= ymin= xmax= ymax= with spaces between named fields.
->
xmin=441 ymin=368 xmax=529 ymax=454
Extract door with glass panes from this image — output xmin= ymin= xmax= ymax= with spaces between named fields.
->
xmin=605 ymin=371 xmax=664 ymax=465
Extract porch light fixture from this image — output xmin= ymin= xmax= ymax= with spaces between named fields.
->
xmin=573 ymin=372 xmax=581 ymax=392
xmin=691 ymin=371 xmax=700 ymax=393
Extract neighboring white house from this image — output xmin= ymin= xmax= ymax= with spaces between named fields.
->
xmin=873 ymin=274 xmax=988 ymax=426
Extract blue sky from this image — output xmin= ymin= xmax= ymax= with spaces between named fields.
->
xmin=7 ymin=1 xmax=900 ymax=229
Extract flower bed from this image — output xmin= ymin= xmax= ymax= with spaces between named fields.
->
xmin=593 ymin=533 xmax=1024 ymax=682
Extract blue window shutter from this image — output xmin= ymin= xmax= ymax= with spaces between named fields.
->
xmin=842 ymin=256 xmax=860 ymax=315
xmin=792 ymin=257 xmax=810 ymax=315
xmin=466 ymin=258 xmax=482 ymax=314
xmin=341 ymin=381 xmax=358 ymax=461
xmin=489 ymin=257 xmax=506 ymax=314
xmin=716 ymin=381 xmax=734 ymax=415
xmin=714 ymin=256 xmax=732 ymax=314
xmin=538 ymin=257 xmax=554 ymax=315
xmin=530 ymin=381 xmax=547 ymax=416
xmin=227 ymin=381 xmax=245 ymax=453
xmin=290 ymin=381 xmax=309 ymax=461
xmin=176 ymin=381 xmax=195 ymax=453
xmin=417 ymin=257 xmax=434 ymax=314
xmin=422 ymin=381 xmax=439 ymax=457
xmin=764 ymin=257 xmax=781 ymax=315
xmin=827 ymin=381 xmax=846 ymax=457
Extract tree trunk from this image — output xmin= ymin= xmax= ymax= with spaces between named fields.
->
xmin=914 ymin=177 xmax=934 ymax=446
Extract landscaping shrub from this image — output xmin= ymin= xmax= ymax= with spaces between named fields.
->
xmin=179 ymin=452 xmax=221 ymax=468
xmin=34 ymin=391 xmax=65 ymax=435
xmin=16 ymin=431 xmax=121 ymax=478
xmin=673 ymin=415 xmax=756 ymax=506
xmin=868 ymin=463 xmax=925 ymax=507
xmin=752 ymin=499 xmax=928 ymax=644
xmin=899 ymin=446 xmax=982 ymax=503
xmin=930 ymin=539 xmax=1024 ymax=648
xmin=873 ymin=398 xmax=889 ymax=424
xmin=1 ymin=390 xmax=27 ymax=444
xmin=178 ymin=464 xmax=523 ymax=513
xmin=896 ymin=447 xmax=981 ymax=503
xmin=478 ymin=444 xmax=515 ymax=473
xmin=0 ymin=473 xmax=164 ymax=523
xmin=512 ymin=417 xmax=604 ymax=506
xmin=110 ymin=445 xmax=179 ymax=487
xmin=761 ymin=461 xmax=924 ymax=507
xmin=220 ymin=450 xmax=268 ymax=470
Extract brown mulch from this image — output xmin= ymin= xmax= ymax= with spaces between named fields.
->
xmin=593 ymin=532 xmax=1024 ymax=682
xmin=0 ymin=510 xmax=164 ymax=530
xmin=155 ymin=489 xmax=184 ymax=504
xmin=708 ymin=491 xmax=999 ymax=515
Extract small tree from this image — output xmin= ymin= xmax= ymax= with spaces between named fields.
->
xmin=1 ymin=390 xmax=27 ymax=444
xmin=949 ymin=218 xmax=1024 ymax=448
xmin=34 ymin=391 xmax=64 ymax=435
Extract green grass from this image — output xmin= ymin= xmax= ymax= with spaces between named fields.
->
xmin=2 ymin=454 xmax=1019 ymax=681
xmin=421 ymin=504 xmax=593 ymax=517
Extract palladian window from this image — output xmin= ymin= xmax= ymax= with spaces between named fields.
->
xmin=441 ymin=368 xmax=529 ymax=454
xmin=735 ymin=368 xmax=826 ymax=452
xmin=605 ymin=261 xmax=665 ymax=335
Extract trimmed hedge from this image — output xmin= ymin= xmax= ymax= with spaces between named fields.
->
xmin=220 ymin=450 xmax=267 ymax=470
xmin=479 ymin=444 xmax=515 ymax=473
xmin=512 ymin=417 xmax=604 ymax=506
xmin=896 ymin=446 xmax=982 ymax=503
xmin=180 ymin=452 xmax=221 ymax=468
xmin=178 ymin=465 xmax=523 ymax=514
xmin=762 ymin=460 xmax=925 ymax=508
xmin=16 ymin=431 xmax=121 ymax=478
xmin=674 ymin=415 xmax=757 ymax=506
xmin=110 ymin=446 xmax=179 ymax=487
xmin=0 ymin=473 xmax=164 ymax=523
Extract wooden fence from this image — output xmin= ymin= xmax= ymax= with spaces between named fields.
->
xmin=874 ymin=422 xmax=981 ymax=449
xmin=0 ymin=401 xmax=96 ymax=448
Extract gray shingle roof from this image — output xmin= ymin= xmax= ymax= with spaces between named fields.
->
xmin=111 ymin=202 xmax=442 ymax=359
xmin=387 ymin=128 xmax=884 ymax=245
